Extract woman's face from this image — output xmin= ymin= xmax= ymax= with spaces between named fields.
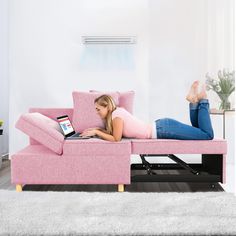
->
xmin=95 ymin=103 xmax=109 ymax=119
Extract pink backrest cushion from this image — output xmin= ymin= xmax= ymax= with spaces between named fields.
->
xmin=89 ymin=90 xmax=135 ymax=114
xmin=72 ymin=91 xmax=119 ymax=132
xmin=28 ymin=108 xmax=73 ymax=145
xmin=15 ymin=112 xmax=64 ymax=154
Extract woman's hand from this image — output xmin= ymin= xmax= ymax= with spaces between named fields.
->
xmin=79 ymin=118 xmax=123 ymax=142
xmin=80 ymin=128 xmax=97 ymax=137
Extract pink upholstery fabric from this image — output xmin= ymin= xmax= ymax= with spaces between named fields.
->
xmin=63 ymin=138 xmax=131 ymax=155
xmin=11 ymin=145 xmax=131 ymax=185
xmin=118 ymin=91 xmax=135 ymax=114
xmin=15 ymin=112 xmax=64 ymax=154
xmin=28 ymin=108 xmax=73 ymax=145
xmin=131 ymin=139 xmax=227 ymax=154
xmin=90 ymin=90 xmax=135 ymax=114
xmin=72 ymin=91 xmax=119 ymax=132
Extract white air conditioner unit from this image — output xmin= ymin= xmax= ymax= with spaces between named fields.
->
xmin=82 ymin=36 xmax=136 ymax=44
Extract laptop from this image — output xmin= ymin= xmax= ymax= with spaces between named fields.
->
xmin=57 ymin=115 xmax=90 ymax=140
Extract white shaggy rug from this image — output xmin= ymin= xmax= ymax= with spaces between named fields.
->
xmin=0 ymin=190 xmax=236 ymax=236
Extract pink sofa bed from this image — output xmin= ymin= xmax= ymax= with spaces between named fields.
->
xmin=11 ymin=91 xmax=227 ymax=192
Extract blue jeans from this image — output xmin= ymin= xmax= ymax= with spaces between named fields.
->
xmin=155 ymin=99 xmax=214 ymax=140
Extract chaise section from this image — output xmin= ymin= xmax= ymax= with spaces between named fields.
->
xmin=11 ymin=139 xmax=131 ymax=191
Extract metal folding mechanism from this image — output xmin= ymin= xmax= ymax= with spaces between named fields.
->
xmin=131 ymin=153 xmax=223 ymax=183
xmin=140 ymin=154 xmax=200 ymax=176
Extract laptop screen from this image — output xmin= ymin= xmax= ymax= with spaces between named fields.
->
xmin=57 ymin=115 xmax=75 ymax=136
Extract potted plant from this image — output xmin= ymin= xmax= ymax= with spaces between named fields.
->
xmin=205 ymin=69 xmax=235 ymax=110
xmin=0 ymin=120 xmax=3 ymax=135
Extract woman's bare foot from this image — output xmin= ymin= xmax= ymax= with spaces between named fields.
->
xmin=186 ymin=80 xmax=199 ymax=103
xmin=197 ymin=83 xmax=207 ymax=100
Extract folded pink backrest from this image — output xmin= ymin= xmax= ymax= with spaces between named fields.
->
xmin=15 ymin=112 xmax=65 ymax=154
xmin=29 ymin=108 xmax=73 ymax=145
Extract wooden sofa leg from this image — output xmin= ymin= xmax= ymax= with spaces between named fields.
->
xmin=16 ymin=184 xmax=23 ymax=192
xmin=118 ymin=184 xmax=124 ymax=192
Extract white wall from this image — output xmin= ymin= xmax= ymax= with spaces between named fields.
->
xmin=206 ymin=0 xmax=235 ymax=109
xmin=8 ymin=0 xmax=234 ymax=164
xmin=0 ymin=0 xmax=9 ymax=156
xmin=149 ymin=0 xmax=208 ymax=123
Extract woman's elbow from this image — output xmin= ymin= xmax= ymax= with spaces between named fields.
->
xmin=114 ymin=136 xmax=122 ymax=142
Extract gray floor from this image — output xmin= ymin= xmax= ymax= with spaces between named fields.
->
xmin=0 ymin=159 xmax=224 ymax=192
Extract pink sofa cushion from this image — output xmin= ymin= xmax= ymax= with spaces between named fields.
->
xmin=63 ymin=138 xmax=131 ymax=155
xmin=90 ymin=90 xmax=135 ymax=114
xmin=72 ymin=91 xmax=119 ymax=132
xmin=15 ymin=112 xmax=64 ymax=154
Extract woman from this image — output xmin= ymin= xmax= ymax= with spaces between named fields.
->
xmin=80 ymin=81 xmax=214 ymax=142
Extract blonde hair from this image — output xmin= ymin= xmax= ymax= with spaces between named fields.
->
xmin=94 ymin=95 xmax=117 ymax=134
